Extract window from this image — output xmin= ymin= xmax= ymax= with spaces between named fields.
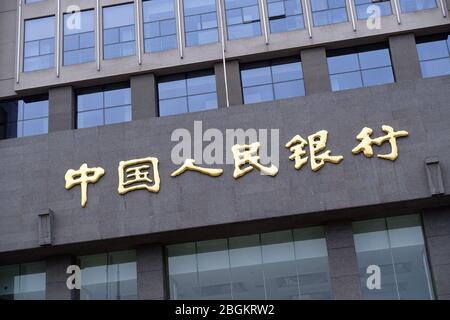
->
xmin=158 ymin=70 xmax=218 ymax=116
xmin=77 ymin=84 xmax=131 ymax=129
xmin=103 ymin=3 xmax=135 ymax=60
xmin=0 ymin=262 xmax=46 ymax=300
xmin=184 ymin=0 xmax=219 ymax=47
xmin=355 ymin=0 xmax=392 ymax=20
xmin=399 ymin=0 xmax=437 ymax=12
xmin=416 ymin=35 xmax=450 ymax=78
xmin=353 ymin=215 xmax=434 ymax=300
xmin=0 ymin=97 xmax=48 ymax=139
xmin=78 ymin=250 xmax=137 ymax=300
xmin=327 ymin=45 xmax=395 ymax=91
xmin=167 ymin=227 xmax=332 ymax=300
xmin=24 ymin=16 xmax=55 ymax=72
xmin=225 ymin=0 xmax=262 ymax=40
xmin=268 ymin=0 xmax=305 ymax=33
xmin=311 ymin=0 xmax=348 ymax=26
xmin=241 ymin=58 xmax=305 ymax=104
xmin=25 ymin=0 xmax=45 ymax=4
xmin=64 ymin=10 xmax=95 ymax=66
xmin=143 ymin=0 xmax=177 ymax=53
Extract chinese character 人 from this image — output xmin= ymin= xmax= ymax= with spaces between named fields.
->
xmin=65 ymin=163 xmax=105 ymax=208
xmin=171 ymin=159 xmax=223 ymax=177
xmin=118 ymin=157 xmax=160 ymax=195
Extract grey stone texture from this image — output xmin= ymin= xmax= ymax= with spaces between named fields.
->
xmin=131 ymin=73 xmax=157 ymax=119
xmin=49 ymin=86 xmax=75 ymax=132
xmin=215 ymin=60 xmax=243 ymax=107
xmin=389 ymin=33 xmax=422 ymax=82
xmin=136 ymin=244 xmax=165 ymax=300
xmin=46 ymin=255 xmax=77 ymax=300
xmin=301 ymin=47 xmax=331 ymax=94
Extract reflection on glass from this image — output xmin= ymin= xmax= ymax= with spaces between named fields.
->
xmin=143 ymin=0 xmax=178 ymax=52
xmin=353 ymin=215 xmax=434 ymax=300
xmin=184 ymin=0 xmax=219 ymax=46
xmin=76 ymin=84 xmax=131 ymax=129
xmin=0 ymin=97 xmax=49 ymax=140
xmin=416 ymin=35 xmax=450 ymax=78
xmin=327 ymin=45 xmax=395 ymax=91
xmin=399 ymin=0 xmax=437 ymax=13
xmin=158 ymin=70 xmax=218 ymax=116
xmin=311 ymin=0 xmax=348 ymax=27
xmin=103 ymin=4 xmax=135 ymax=59
xmin=24 ymin=16 xmax=55 ymax=72
xmin=354 ymin=0 xmax=392 ymax=20
xmin=0 ymin=262 xmax=46 ymax=300
xmin=241 ymin=58 xmax=305 ymax=104
xmin=64 ymin=10 xmax=95 ymax=65
xmin=268 ymin=0 xmax=305 ymax=33
xmin=225 ymin=0 xmax=262 ymax=40
xmin=79 ymin=250 xmax=137 ymax=300
xmin=167 ymin=226 xmax=332 ymax=300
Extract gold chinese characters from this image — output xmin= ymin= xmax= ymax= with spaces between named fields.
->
xmin=64 ymin=125 xmax=409 ymax=208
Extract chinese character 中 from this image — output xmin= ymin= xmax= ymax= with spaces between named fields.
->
xmin=352 ymin=125 xmax=409 ymax=161
xmin=65 ymin=163 xmax=105 ymax=208
xmin=231 ymin=142 xmax=278 ymax=179
xmin=171 ymin=159 xmax=224 ymax=177
xmin=118 ymin=157 xmax=160 ymax=195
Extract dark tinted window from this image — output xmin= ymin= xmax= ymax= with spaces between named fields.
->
xmin=241 ymin=58 xmax=305 ymax=104
xmin=77 ymin=84 xmax=132 ymax=128
xmin=0 ymin=96 xmax=49 ymax=139
xmin=158 ymin=70 xmax=218 ymax=116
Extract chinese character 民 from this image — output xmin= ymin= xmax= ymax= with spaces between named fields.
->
xmin=352 ymin=125 xmax=409 ymax=161
xmin=118 ymin=157 xmax=160 ymax=195
xmin=231 ymin=142 xmax=278 ymax=179
xmin=171 ymin=159 xmax=224 ymax=177
xmin=285 ymin=135 xmax=308 ymax=170
xmin=65 ymin=163 xmax=105 ymax=208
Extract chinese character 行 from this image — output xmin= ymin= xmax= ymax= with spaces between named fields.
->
xmin=118 ymin=157 xmax=160 ymax=195
xmin=352 ymin=125 xmax=409 ymax=161
xmin=231 ymin=142 xmax=278 ymax=179
xmin=65 ymin=163 xmax=105 ymax=208
xmin=171 ymin=159 xmax=223 ymax=177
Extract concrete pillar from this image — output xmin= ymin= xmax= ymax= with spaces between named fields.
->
xmin=300 ymin=47 xmax=331 ymax=95
xmin=136 ymin=244 xmax=166 ymax=300
xmin=389 ymin=33 xmax=422 ymax=81
xmin=48 ymin=86 xmax=75 ymax=132
xmin=422 ymin=207 xmax=450 ymax=300
xmin=325 ymin=221 xmax=362 ymax=300
xmin=214 ymin=60 xmax=243 ymax=107
xmin=46 ymin=255 xmax=77 ymax=300
xmin=131 ymin=73 xmax=157 ymax=119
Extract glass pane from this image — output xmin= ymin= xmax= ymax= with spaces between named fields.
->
xmin=16 ymin=262 xmax=46 ymax=300
xmin=23 ymin=100 xmax=48 ymax=120
xmin=159 ymin=97 xmax=189 ymax=116
xmin=272 ymin=61 xmax=303 ymax=82
xmin=0 ymin=265 xmax=19 ymax=300
xmin=64 ymin=10 xmax=95 ymax=35
xmin=359 ymin=48 xmax=392 ymax=69
xmin=107 ymin=251 xmax=137 ymax=300
xmin=143 ymin=0 xmax=175 ymax=23
xmin=361 ymin=66 xmax=394 ymax=87
xmin=241 ymin=65 xmax=272 ymax=87
xmin=293 ymin=227 xmax=332 ymax=300
xmin=188 ymin=93 xmax=218 ymax=112
xmin=78 ymin=92 xmax=103 ymax=112
xmin=328 ymin=53 xmax=360 ymax=74
xmin=417 ymin=40 xmax=449 ymax=61
xmin=25 ymin=16 xmax=55 ymax=42
xmin=261 ymin=231 xmax=299 ymax=300
xmin=64 ymin=34 xmax=79 ymax=51
xmin=103 ymin=4 xmax=135 ymax=29
xmin=167 ymin=243 xmax=198 ymax=300
xmin=77 ymin=110 xmax=104 ymax=128
xmin=187 ymin=74 xmax=216 ymax=95
xmin=243 ymin=84 xmax=275 ymax=104
xmin=229 ymin=235 xmax=265 ymax=300
xmin=105 ymin=106 xmax=132 ymax=125
xmin=158 ymin=78 xmax=187 ymax=99
xmin=420 ymin=58 xmax=450 ymax=78
xmin=197 ymin=239 xmax=232 ymax=300
xmin=400 ymin=0 xmax=437 ymax=12
xmin=274 ymin=80 xmax=305 ymax=99
xmin=23 ymin=118 xmax=48 ymax=137
xmin=104 ymin=87 xmax=131 ymax=108
xmin=330 ymin=71 xmax=363 ymax=91
xmin=228 ymin=22 xmax=261 ymax=40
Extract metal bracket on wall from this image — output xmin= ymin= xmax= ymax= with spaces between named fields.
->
xmin=425 ymin=158 xmax=445 ymax=196
xmin=38 ymin=209 xmax=54 ymax=246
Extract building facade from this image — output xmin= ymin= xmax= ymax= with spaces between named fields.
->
xmin=0 ymin=0 xmax=450 ymax=300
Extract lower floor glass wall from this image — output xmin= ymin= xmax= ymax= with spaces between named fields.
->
xmin=353 ymin=214 xmax=434 ymax=300
xmin=78 ymin=250 xmax=137 ymax=300
xmin=0 ymin=261 xmax=46 ymax=300
xmin=166 ymin=226 xmax=332 ymax=300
